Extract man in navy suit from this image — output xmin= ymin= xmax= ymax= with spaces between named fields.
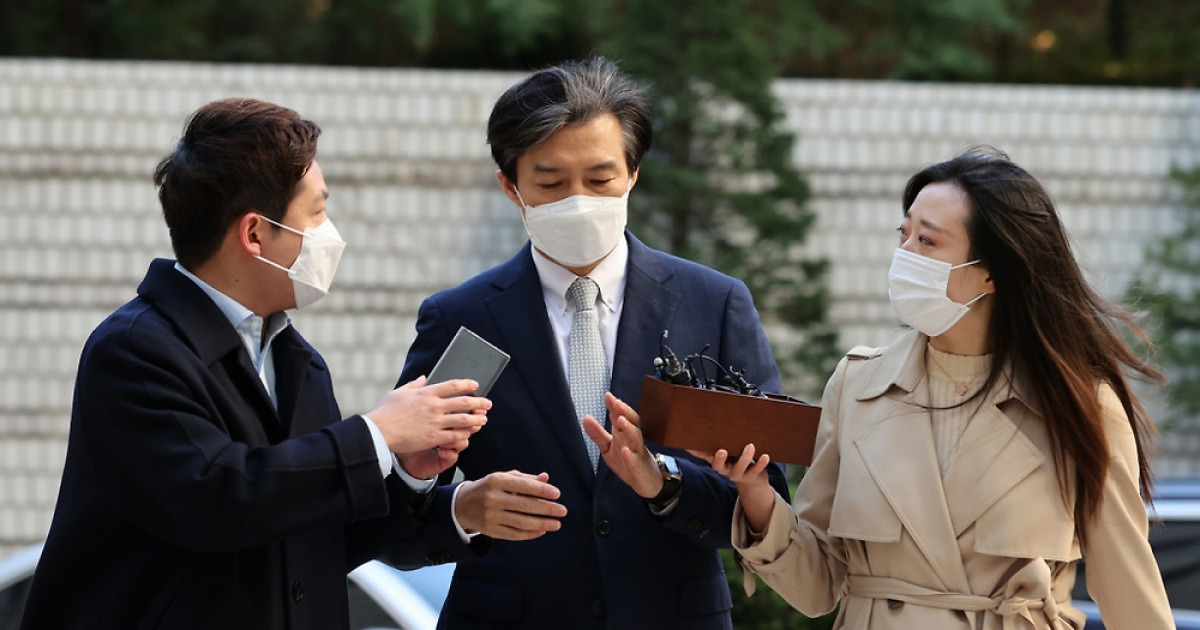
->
xmin=21 ymin=98 xmax=491 ymax=630
xmin=390 ymin=57 xmax=791 ymax=629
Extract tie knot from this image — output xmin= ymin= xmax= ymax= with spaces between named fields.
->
xmin=568 ymin=276 xmax=600 ymax=312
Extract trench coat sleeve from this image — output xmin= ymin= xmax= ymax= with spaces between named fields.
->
xmin=731 ymin=356 xmax=851 ymax=617
xmin=1081 ymin=385 xmax=1173 ymax=629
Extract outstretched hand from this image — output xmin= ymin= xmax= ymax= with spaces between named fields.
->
xmin=455 ymin=470 xmax=567 ymax=541
xmin=582 ymin=392 xmax=665 ymax=500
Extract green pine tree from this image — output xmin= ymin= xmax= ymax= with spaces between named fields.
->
xmin=600 ymin=0 xmax=840 ymax=400
xmin=600 ymin=2 xmax=838 ymax=627
xmin=1127 ymin=166 xmax=1200 ymax=425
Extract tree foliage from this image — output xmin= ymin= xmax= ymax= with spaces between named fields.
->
xmin=599 ymin=0 xmax=840 ymax=395
xmin=2 ymin=0 xmax=1197 ymax=86
xmin=1127 ymin=167 xmax=1200 ymax=423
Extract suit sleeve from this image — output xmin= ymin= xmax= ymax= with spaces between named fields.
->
xmin=79 ymin=323 xmax=397 ymax=555
xmin=1082 ymin=385 xmax=1173 ymax=629
xmin=651 ymin=278 xmax=791 ymax=549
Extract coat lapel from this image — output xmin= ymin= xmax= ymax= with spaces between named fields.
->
xmin=850 ymin=330 xmax=1050 ymax=592
xmin=272 ymin=327 xmax=317 ymax=437
xmin=485 ymin=246 xmax=597 ymax=488
xmin=850 ymin=329 xmax=970 ymax=592
xmin=138 ymin=259 xmax=283 ymax=440
xmin=940 ymin=380 xmax=1045 ymax=537
xmin=852 ymin=389 xmax=972 ymax=593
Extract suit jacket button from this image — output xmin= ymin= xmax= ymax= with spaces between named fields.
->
xmin=886 ymin=599 xmax=902 ymax=610
xmin=596 ymin=519 xmax=613 ymax=537
xmin=590 ymin=600 xmax=605 ymax=616
xmin=292 ymin=580 xmax=304 ymax=603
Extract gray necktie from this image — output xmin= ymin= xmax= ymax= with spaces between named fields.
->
xmin=567 ymin=276 xmax=607 ymax=470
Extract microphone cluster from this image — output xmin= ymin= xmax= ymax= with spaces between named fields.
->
xmin=652 ymin=330 xmax=764 ymax=397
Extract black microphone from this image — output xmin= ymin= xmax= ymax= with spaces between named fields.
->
xmin=656 ymin=330 xmax=693 ymax=386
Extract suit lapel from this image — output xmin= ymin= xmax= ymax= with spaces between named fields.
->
xmin=485 ymin=248 xmax=597 ymax=488
xmin=852 ymin=389 xmax=971 ymax=593
xmin=610 ymin=236 xmax=681 ymax=409
xmin=601 ymin=236 xmax=682 ymax=487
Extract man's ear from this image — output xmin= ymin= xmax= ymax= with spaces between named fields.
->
xmin=236 ymin=212 xmax=264 ymax=257
xmin=496 ymin=170 xmax=523 ymax=209
xmin=628 ymin=166 xmax=639 ymax=189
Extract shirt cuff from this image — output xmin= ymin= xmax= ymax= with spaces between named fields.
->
xmin=451 ymin=482 xmax=482 ymax=544
xmin=360 ymin=414 xmax=394 ymax=478
xmin=360 ymin=415 xmax=437 ymax=493
xmin=647 ymin=490 xmax=681 ymax=516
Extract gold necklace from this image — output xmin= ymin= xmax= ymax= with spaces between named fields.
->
xmin=926 ymin=349 xmax=982 ymax=397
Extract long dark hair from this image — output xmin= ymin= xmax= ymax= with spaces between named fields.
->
xmin=903 ymin=146 xmax=1164 ymax=546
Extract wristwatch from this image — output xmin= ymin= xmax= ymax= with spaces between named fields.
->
xmin=647 ymin=453 xmax=683 ymax=510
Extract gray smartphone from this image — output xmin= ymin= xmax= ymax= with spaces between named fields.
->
xmin=425 ymin=326 xmax=510 ymax=397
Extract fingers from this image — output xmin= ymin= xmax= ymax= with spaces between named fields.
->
xmin=424 ymin=378 xmax=481 ymax=398
xmin=710 ymin=444 xmax=769 ymax=483
xmin=457 ymin=472 xmax=568 ymax=540
xmin=397 ymin=375 xmax=428 ymax=390
xmin=687 ymin=449 xmax=715 ymax=464
xmin=604 ymin=392 xmax=640 ymax=427
xmin=581 ymin=416 xmax=612 ymax=452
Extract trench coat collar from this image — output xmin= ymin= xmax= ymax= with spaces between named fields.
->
xmin=849 ymin=328 xmax=1047 ymax=594
xmin=853 ymin=329 xmax=1037 ymax=410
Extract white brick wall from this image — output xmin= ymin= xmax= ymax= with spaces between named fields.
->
xmin=1 ymin=58 xmax=1198 ymax=554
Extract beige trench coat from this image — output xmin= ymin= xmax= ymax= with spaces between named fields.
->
xmin=733 ymin=330 xmax=1173 ymax=630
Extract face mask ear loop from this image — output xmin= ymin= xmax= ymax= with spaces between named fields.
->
xmin=513 ymin=186 xmax=532 ymax=211
xmin=256 ymin=214 xmax=305 ymax=238
xmin=954 ymin=259 xmax=988 ymax=307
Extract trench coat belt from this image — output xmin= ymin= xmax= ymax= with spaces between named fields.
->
xmin=847 ymin=575 xmax=1067 ymax=630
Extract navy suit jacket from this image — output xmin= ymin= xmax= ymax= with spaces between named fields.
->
xmin=22 ymin=259 xmax=430 ymax=630
xmin=388 ymin=234 xmax=790 ymax=630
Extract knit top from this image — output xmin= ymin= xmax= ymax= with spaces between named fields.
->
xmin=924 ymin=344 xmax=993 ymax=477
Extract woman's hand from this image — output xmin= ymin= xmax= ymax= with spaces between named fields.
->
xmin=698 ymin=444 xmax=776 ymax=535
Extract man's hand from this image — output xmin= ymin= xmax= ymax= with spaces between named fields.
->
xmin=582 ymin=392 xmax=664 ymax=500
xmin=455 ymin=471 xmax=567 ymax=540
xmin=370 ymin=376 xmax=490 ymax=478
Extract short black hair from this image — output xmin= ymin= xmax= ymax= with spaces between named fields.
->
xmin=154 ymin=98 xmax=321 ymax=268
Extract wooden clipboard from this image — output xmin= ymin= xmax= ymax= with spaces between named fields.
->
xmin=637 ymin=376 xmax=822 ymax=466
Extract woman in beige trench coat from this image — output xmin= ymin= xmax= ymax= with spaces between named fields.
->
xmin=708 ymin=148 xmax=1174 ymax=629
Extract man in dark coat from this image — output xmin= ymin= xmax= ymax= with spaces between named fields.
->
xmin=21 ymin=98 xmax=491 ymax=630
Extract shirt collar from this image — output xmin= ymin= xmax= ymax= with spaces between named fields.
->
xmin=530 ymin=236 xmax=628 ymax=314
xmin=174 ymin=261 xmax=291 ymax=348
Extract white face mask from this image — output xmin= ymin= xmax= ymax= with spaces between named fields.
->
xmin=887 ymin=247 xmax=986 ymax=336
xmin=515 ymin=182 xmax=629 ymax=268
xmin=254 ymin=215 xmax=346 ymax=310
